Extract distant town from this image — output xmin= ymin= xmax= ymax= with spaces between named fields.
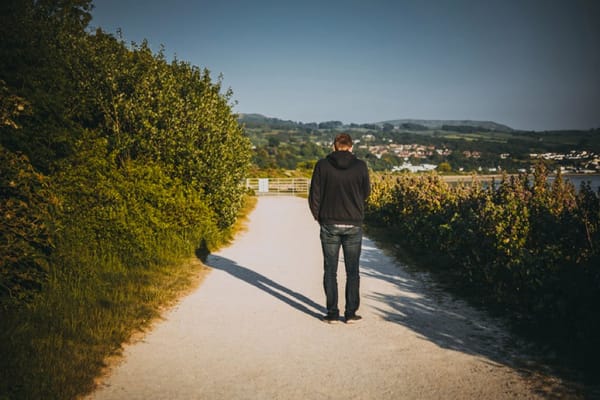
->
xmin=355 ymin=137 xmax=600 ymax=174
xmin=241 ymin=114 xmax=600 ymax=175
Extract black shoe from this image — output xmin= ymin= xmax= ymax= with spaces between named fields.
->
xmin=344 ymin=314 xmax=362 ymax=324
xmin=322 ymin=314 xmax=340 ymax=324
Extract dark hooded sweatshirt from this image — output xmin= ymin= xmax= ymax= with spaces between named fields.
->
xmin=309 ymin=150 xmax=371 ymax=226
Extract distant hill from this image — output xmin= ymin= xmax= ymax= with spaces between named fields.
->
xmin=238 ymin=113 xmax=309 ymax=130
xmin=239 ymin=114 xmax=514 ymax=133
xmin=378 ymin=119 xmax=514 ymax=132
xmin=237 ymin=113 xmax=273 ymax=123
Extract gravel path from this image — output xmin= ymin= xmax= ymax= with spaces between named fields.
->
xmin=89 ymin=196 xmax=570 ymax=399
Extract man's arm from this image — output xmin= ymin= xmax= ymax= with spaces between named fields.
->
xmin=308 ymin=162 xmax=321 ymax=221
xmin=362 ymin=162 xmax=371 ymax=201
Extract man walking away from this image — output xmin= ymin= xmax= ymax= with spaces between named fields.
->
xmin=308 ymin=133 xmax=370 ymax=324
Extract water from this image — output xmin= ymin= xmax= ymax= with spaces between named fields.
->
xmin=445 ymin=174 xmax=600 ymax=194
xmin=554 ymin=174 xmax=600 ymax=193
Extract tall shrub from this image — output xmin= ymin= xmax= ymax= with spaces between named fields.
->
xmin=0 ymin=146 xmax=55 ymax=305
xmin=366 ymin=170 xmax=600 ymax=372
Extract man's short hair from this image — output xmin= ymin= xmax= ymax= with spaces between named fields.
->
xmin=334 ymin=133 xmax=353 ymax=151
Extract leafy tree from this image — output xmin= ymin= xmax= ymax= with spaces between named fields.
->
xmin=268 ymin=136 xmax=281 ymax=147
xmin=382 ymin=123 xmax=394 ymax=133
xmin=79 ymin=33 xmax=251 ymax=228
xmin=0 ymin=145 xmax=55 ymax=304
xmin=318 ymin=120 xmax=343 ymax=129
xmin=0 ymin=0 xmax=252 ymax=305
xmin=436 ymin=162 xmax=452 ymax=173
xmin=0 ymin=0 xmax=94 ymax=172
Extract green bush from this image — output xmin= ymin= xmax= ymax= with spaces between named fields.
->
xmin=366 ymin=169 xmax=600 ymax=374
xmin=0 ymin=0 xmax=250 ymax=306
xmin=53 ymin=134 xmax=219 ymax=268
xmin=0 ymin=145 xmax=54 ymax=305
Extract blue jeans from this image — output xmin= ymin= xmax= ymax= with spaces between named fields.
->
xmin=320 ymin=224 xmax=362 ymax=318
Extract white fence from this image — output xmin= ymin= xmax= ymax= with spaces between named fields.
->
xmin=245 ymin=178 xmax=310 ymax=196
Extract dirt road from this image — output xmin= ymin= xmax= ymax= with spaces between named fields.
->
xmin=89 ymin=196 xmax=571 ymax=399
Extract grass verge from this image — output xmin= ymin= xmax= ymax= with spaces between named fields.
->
xmin=0 ymin=195 xmax=257 ymax=400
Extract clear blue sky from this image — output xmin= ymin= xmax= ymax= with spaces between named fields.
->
xmin=90 ymin=0 xmax=599 ymax=131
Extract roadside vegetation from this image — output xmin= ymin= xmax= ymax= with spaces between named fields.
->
xmin=0 ymin=1 xmax=252 ymax=399
xmin=365 ymin=165 xmax=600 ymax=382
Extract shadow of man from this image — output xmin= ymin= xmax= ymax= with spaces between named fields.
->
xmin=203 ymin=254 xmax=326 ymax=320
